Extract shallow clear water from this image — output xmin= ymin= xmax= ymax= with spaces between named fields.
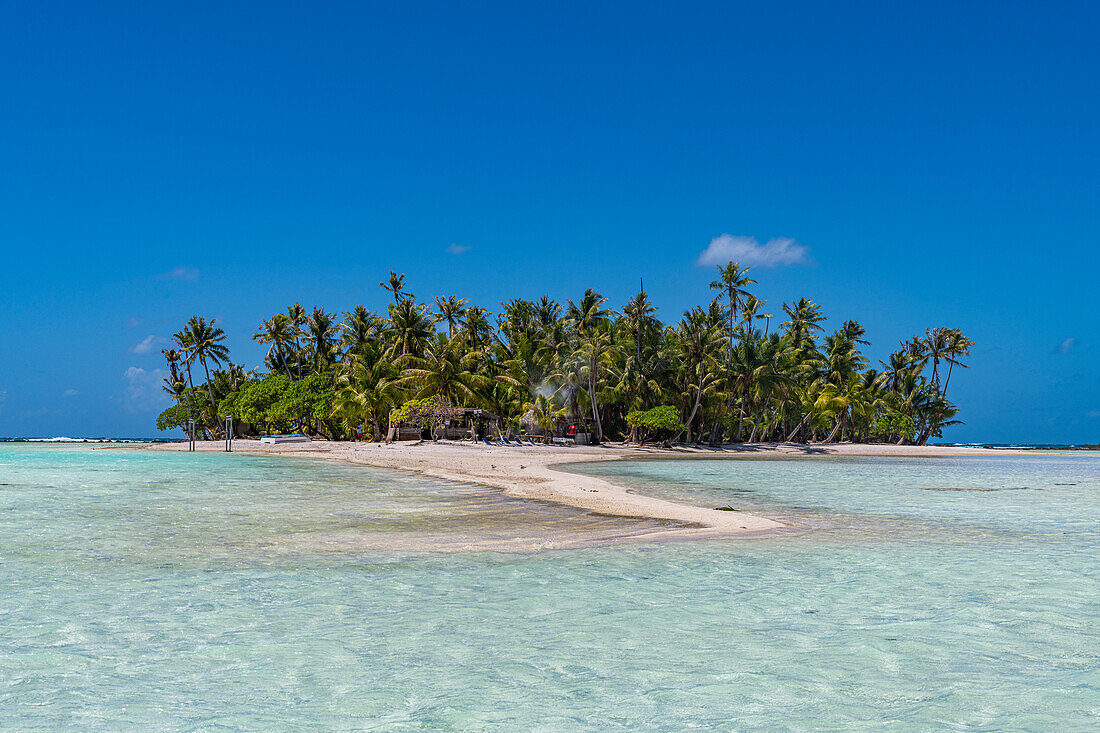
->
xmin=2 ymin=446 xmax=1098 ymax=730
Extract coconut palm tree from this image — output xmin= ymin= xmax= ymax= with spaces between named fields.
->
xmin=379 ymin=270 xmax=411 ymax=302
xmin=182 ymin=315 xmax=230 ymax=427
xmin=253 ymin=313 xmax=295 ymax=378
xmin=565 ymin=289 xmax=613 ymax=442
xmin=397 ymin=334 xmax=489 ymax=406
xmin=286 ymin=303 xmax=307 ymax=379
xmin=306 ymin=307 xmax=339 ymax=373
xmin=433 ymin=295 xmax=469 ymax=339
xmin=340 ymin=305 xmax=383 ymax=357
xmin=333 ymin=341 xmax=399 ymax=440
xmin=941 ymin=328 xmax=974 ymax=397
xmin=385 ymin=298 xmax=433 ymax=358
xmin=622 ymin=285 xmax=659 ymax=365
xmin=459 ymin=305 xmax=494 ymax=352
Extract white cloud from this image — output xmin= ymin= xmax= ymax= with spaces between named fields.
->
xmin=129 ymin=335 xmax=169 ymax=354
xmin=1058 ymin=337 xmax=1076 ymax=354
xmin=696 ymin=234 xmax=808 ymax=267
xmin=446 ymin=243 xmax=471 ymax=255
xmin=158 ymin=266 xmax=199 ymax=281
xmin=63 ymin=389 xmax=79 ymax=397
xmin=123 ymin=367 xmax=169 ymax=413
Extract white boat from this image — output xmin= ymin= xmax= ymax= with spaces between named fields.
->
xmin=260 ymin=434 xmax=313 ymax=444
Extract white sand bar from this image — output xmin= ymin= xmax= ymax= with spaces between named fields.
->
xmin=140 ymin=440 xmax=1045 ymax=543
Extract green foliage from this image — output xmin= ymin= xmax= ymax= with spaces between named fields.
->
xmin=390 ymin=396 xmax=450 ymax=427
xmin=268 ymin=372 xmax=335 ymax=425
xmin=156 ymin=402 xmax=195 ymax=433
xmin=159 ymin=270 xmax=972 ymax=445
xmin=872 ymin=408 xmax=915 ymax=441
xmin=626 ymin=405 xmax=685 ymax=441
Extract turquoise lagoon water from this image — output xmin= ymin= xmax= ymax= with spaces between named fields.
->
xmin=1 ymin=446 xmax=1097 ymax=730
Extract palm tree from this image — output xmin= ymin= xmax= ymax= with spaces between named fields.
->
xmin=253 ymin=313 xmax=295 ymax=378
xmin=710 ymin=262 xmax=756 ymax=377
xmin=286 ymin=303 xmax=307 ymax=379
xmin=434 ymin=295 xmax=469 ymax=339
xmin=379 ymin=270 xmax=411 ymax=303
xmin=459 ymin=306 xmax=494 ymax=352
xmin=397 ymin=334 xmax=489 ymax=406
xmin=385 ymin=298 xmax=433 ymax=358
xmin=182 ymin=315 xmax=230 ymax=427
xmin=307 ymin=306 xmax=338 ymax=372
xmin=566 ymin=289 xmax=613 ymax=443
xmin=340 ymin=305 xmax=382 ymax=357
xmin=675 ymin=307 xmax=724 ymax=443
xmin=781 ymin=298 xmax=825 ymax=356
xmin=622 ymin=284 xmax=659 ymax=365
xmin=333 ymin=341 xmax=398 ymax=440
xmin=923 ymin=327 xmax=951 ymax=387
xmin=940 ymin=328 xmax=974 ymax=397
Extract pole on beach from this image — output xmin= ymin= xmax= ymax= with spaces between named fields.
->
xmin=224 ymin=417 xmax=233 ymax=452
xmin=187 ymin=419 xmax=195 ymax=452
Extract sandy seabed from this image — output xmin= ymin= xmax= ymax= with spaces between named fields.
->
xmin=140 ymin=440 xmax=1037 ymax=547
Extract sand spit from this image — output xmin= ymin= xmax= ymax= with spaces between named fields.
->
xmin=138 ymin=440 xmax=1038 ymax=544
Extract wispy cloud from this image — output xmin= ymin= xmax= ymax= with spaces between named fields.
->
xmin=158 ymin=266 xmax=199 ymax=281
xmin=1058 ymin=337 xmax=1076 ymax=354
xmin=446 ymin=243 xmax=471 ymax=255
xmin=1086 ymin=410 xmax=1100 ymax=419
xmin=129 ymin=335 xmax=169 ymax=355
xmin=63 ymin=389 xmax=79 ymax=397
xmin=696 ymin=234 xmax=808 ymax=267
xmin=0 ymin=389 xmax=7 ymax=412
xmin=123 ymin=367 xmax=169 ymax=413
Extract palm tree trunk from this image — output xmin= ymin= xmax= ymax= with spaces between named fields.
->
xmin=200 ymin=357 xmax=221 ymax=440
xmin=588 ymin=370 xmax=603 ymax=443
xmin=676 ymin=381 xmax=705 ymax=444
xmin=786 ymin=411 xmax=812 ymax=443
xmin=821 ymin=416 xmax=843 ymax=443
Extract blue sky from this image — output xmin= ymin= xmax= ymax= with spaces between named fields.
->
xmin=0 ymin=1 xmax=1096 ymax=442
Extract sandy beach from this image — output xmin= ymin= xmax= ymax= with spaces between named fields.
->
xmin=143 ymin=440 xmax=1038 ymax=542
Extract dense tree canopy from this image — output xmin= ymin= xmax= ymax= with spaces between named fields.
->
xmin=158 ymin=262 xmax=972 ymax=445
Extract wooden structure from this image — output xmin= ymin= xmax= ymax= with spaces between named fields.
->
xmin=389 ymin=407 xmax=501 ymax=441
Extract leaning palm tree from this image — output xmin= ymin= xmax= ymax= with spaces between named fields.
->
xmin=940 ymin=328 xmax=974 ymax=397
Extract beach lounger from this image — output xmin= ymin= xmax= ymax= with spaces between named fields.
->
xmin=482 ymin=437 xmax=494 ymax=446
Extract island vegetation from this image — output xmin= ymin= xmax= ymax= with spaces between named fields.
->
xmin=157 ymin=262 xmax=973 ymax=446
